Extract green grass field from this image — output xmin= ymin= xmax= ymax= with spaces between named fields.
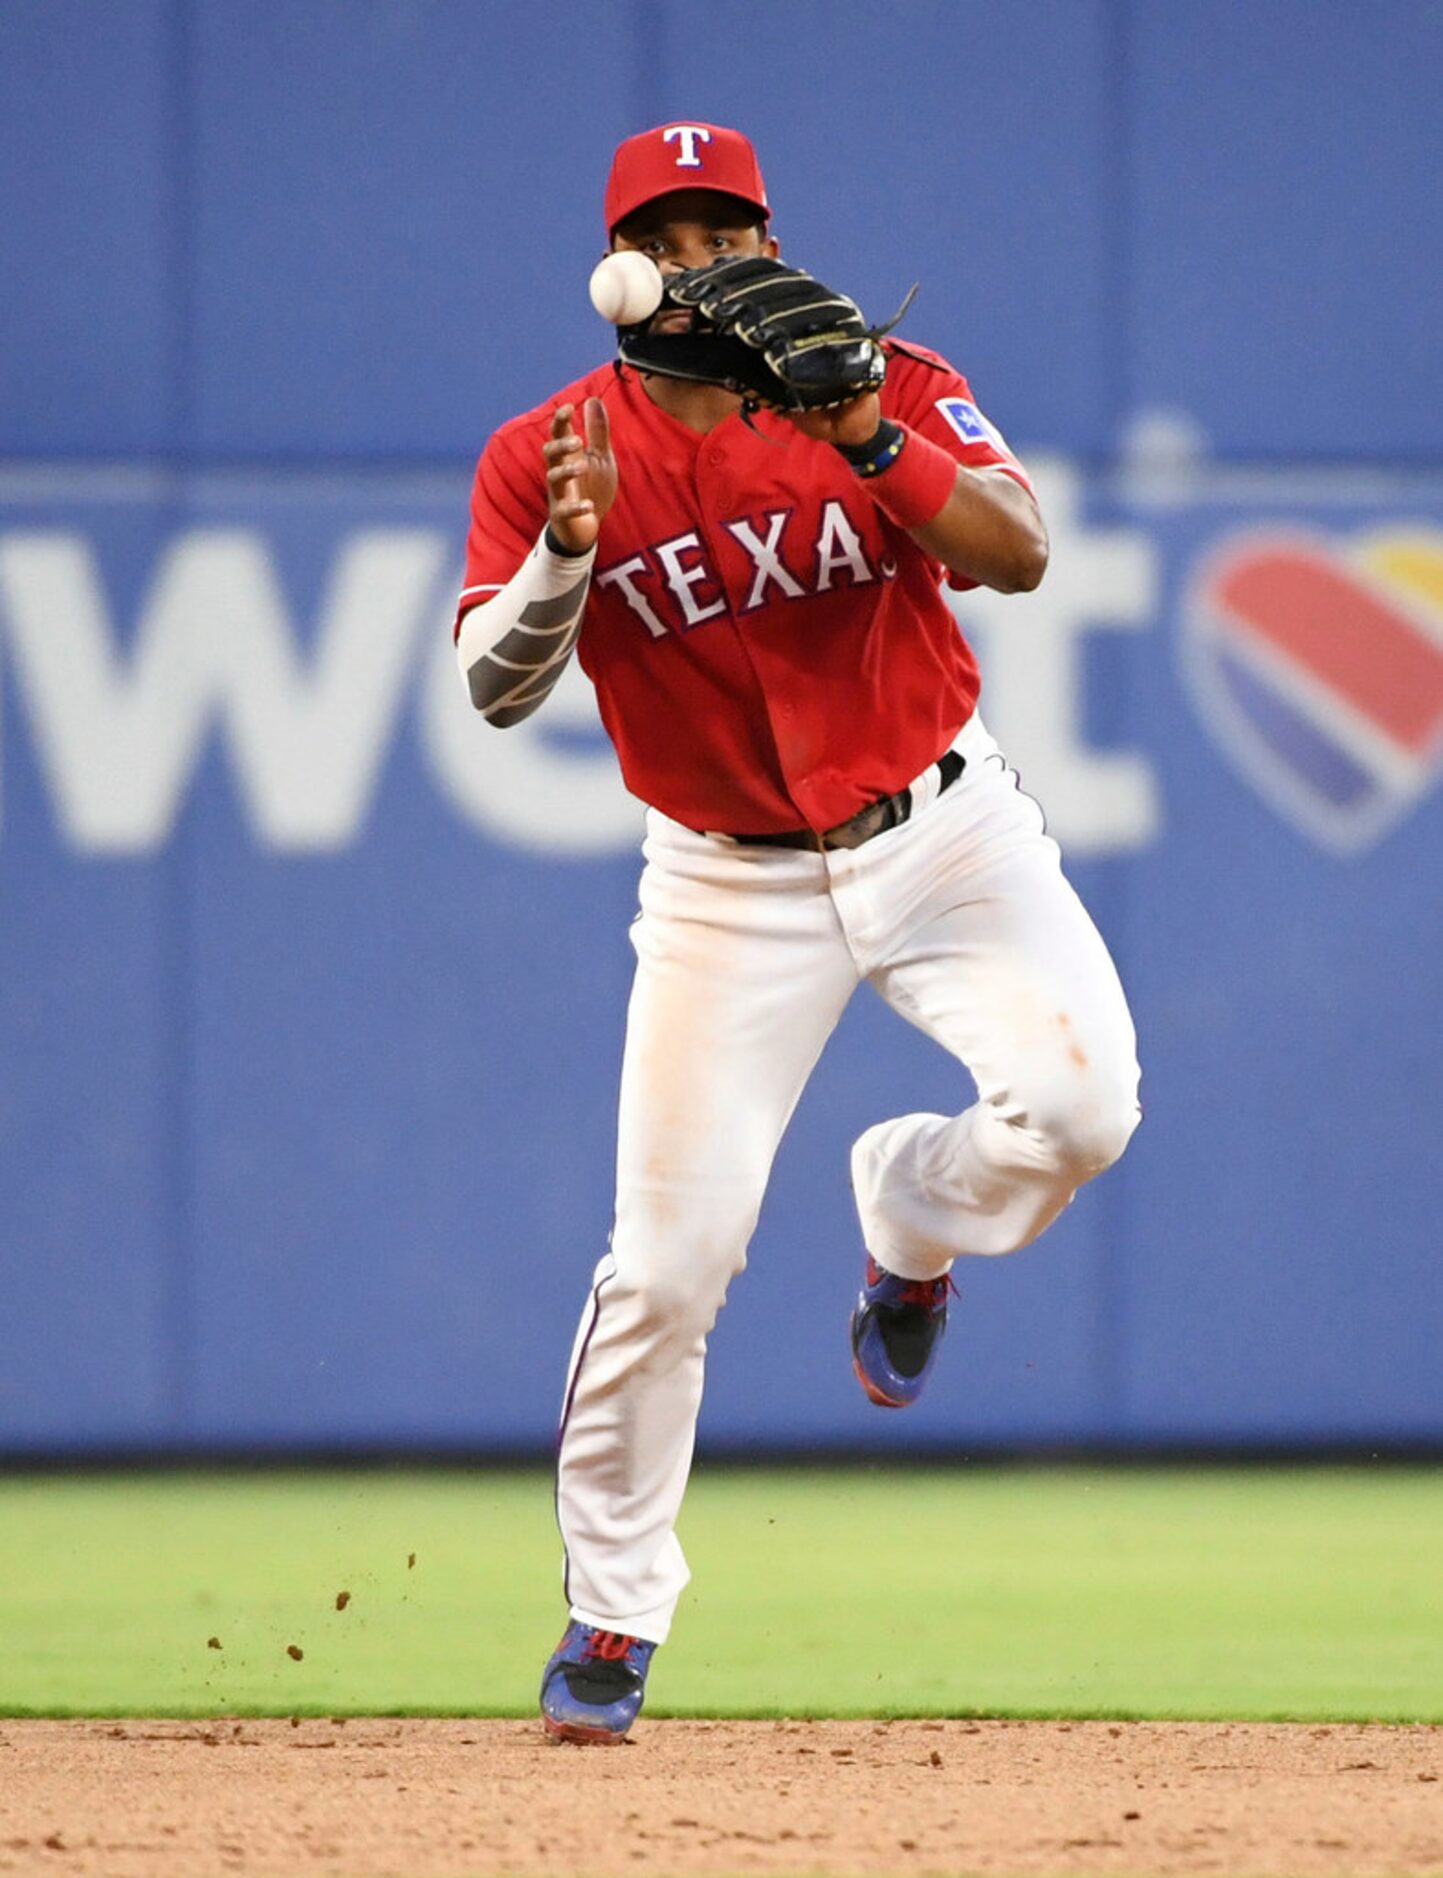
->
xmin=2 ymin=1465 xmax=1439 ymax=1721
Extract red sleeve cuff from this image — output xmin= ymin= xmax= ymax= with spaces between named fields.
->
xmin=864 ymin=427 xmax=958 ymax=530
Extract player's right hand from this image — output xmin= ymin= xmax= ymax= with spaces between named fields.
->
xmin=544 ymin=397 xmax=617 ymax=554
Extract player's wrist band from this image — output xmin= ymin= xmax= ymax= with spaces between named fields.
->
xmin=544 ymin=524 xmax=595 ymax=559
xmin=835 ymin=419 xmax=906 ymax=479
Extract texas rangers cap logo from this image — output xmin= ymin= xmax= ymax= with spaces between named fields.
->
xmin=604 ymin=121 xmax=770 ymax=234
xmin=662 ymin=125 xmax=712 ymax=167
xmin=1182 ymin=527 xmax=1443 ymax=852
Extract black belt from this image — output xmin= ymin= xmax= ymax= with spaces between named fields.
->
xmin=723 ymin=749 xmax=965 ymax=852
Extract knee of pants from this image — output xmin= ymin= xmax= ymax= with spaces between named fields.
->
xmin=609 ymin=1212 xmax=753 ymax=1344
xmin=1017 ymin=1065 xmax=1141 ymax=1183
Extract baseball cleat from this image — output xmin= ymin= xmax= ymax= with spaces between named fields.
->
xmin=851 ymin=1254 xmax=954 ymax=1408
xmin=539 ymin=1621 xmax=657 ymax=1745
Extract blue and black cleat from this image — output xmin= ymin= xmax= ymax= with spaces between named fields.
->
xmin=850 ymin=1254 xmax=954 ymax=1408
xmin=540 ymin=1621 xmax=657 ymax=1745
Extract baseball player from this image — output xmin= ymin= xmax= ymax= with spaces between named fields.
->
xmin=455 ymin=122 xmax=1141 ymax=1745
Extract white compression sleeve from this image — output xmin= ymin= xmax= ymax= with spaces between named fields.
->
xmin=455 ymin=529 xmax=596 ymax=727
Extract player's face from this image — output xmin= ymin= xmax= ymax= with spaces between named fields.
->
xmin=612 ymin=190 xmax=777 ymax=334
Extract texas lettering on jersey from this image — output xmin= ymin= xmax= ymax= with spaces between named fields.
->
xmin=596 ymin=499 xmax=889 ymax=638
xmin=458 ymin=342 xmax=1033 ymax=835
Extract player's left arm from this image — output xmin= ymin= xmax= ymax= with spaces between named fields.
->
xmin=794 ymin=384 xmax=1048 ymax=594
xmin=908 ymin=456 xmax=1047 ymax=594
xmin=664 ymin=255 xmax=1046 ymax=591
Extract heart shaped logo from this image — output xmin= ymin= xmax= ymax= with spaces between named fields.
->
xmin=1182 ymin=528 xmax=1443 ymax=852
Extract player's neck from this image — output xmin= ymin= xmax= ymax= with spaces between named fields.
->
xmin=636 ymin=371 xmax=742 ymax=435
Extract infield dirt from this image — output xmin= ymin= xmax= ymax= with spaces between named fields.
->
xmin=2 ymin=1718 xmax=1441 ymax=1877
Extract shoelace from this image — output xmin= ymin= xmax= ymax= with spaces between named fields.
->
xmin=866 ymin=1257 xmax=957 ymax=1311
xmin=580 ymin=1629 xmax=638 ymax=1663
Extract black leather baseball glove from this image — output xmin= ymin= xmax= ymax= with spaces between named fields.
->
xmin=618 ymin=256 xmax=916 ymax=412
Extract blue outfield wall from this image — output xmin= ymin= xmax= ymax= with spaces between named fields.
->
xmin=1 ymin=0 xmax=1441 ymax=1452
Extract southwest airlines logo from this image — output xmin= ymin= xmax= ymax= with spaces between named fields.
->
xmin=1184 ymin=529 xmax=1443 ymax=852
xmin=0 ymin=462 xmax=1161 ymax=860
xmin=0 ymin=518 xmax=641 ymax=857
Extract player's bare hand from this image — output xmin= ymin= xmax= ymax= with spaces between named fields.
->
xmin=782 ymin=391 xmax=883 ymax=448
xmin=545 ymin=398 xmax=617 ymax=554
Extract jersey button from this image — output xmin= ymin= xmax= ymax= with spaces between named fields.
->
xmin=706 ymin=447 xmax=726 ymax=467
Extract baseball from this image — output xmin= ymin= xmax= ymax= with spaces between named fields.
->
xmin=588 ymin=250 xmax=664 ymax=325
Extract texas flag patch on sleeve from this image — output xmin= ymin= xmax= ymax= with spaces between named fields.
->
xmin=936 ymin=396 xmax=1008 ymax=452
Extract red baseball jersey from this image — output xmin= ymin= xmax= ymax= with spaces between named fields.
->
xmin=457 ymin=342 xmax=1033 ymax=835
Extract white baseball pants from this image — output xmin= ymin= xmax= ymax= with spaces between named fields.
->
xmin=556 ymin=712 xmax=1141 ymax=1643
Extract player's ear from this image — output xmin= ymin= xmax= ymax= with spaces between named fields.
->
xmin=762 ymin=231 xmax=780 ymax=259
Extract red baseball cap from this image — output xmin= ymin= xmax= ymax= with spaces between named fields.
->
xmin=605 ymin=121 xmax=770 ymax=235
